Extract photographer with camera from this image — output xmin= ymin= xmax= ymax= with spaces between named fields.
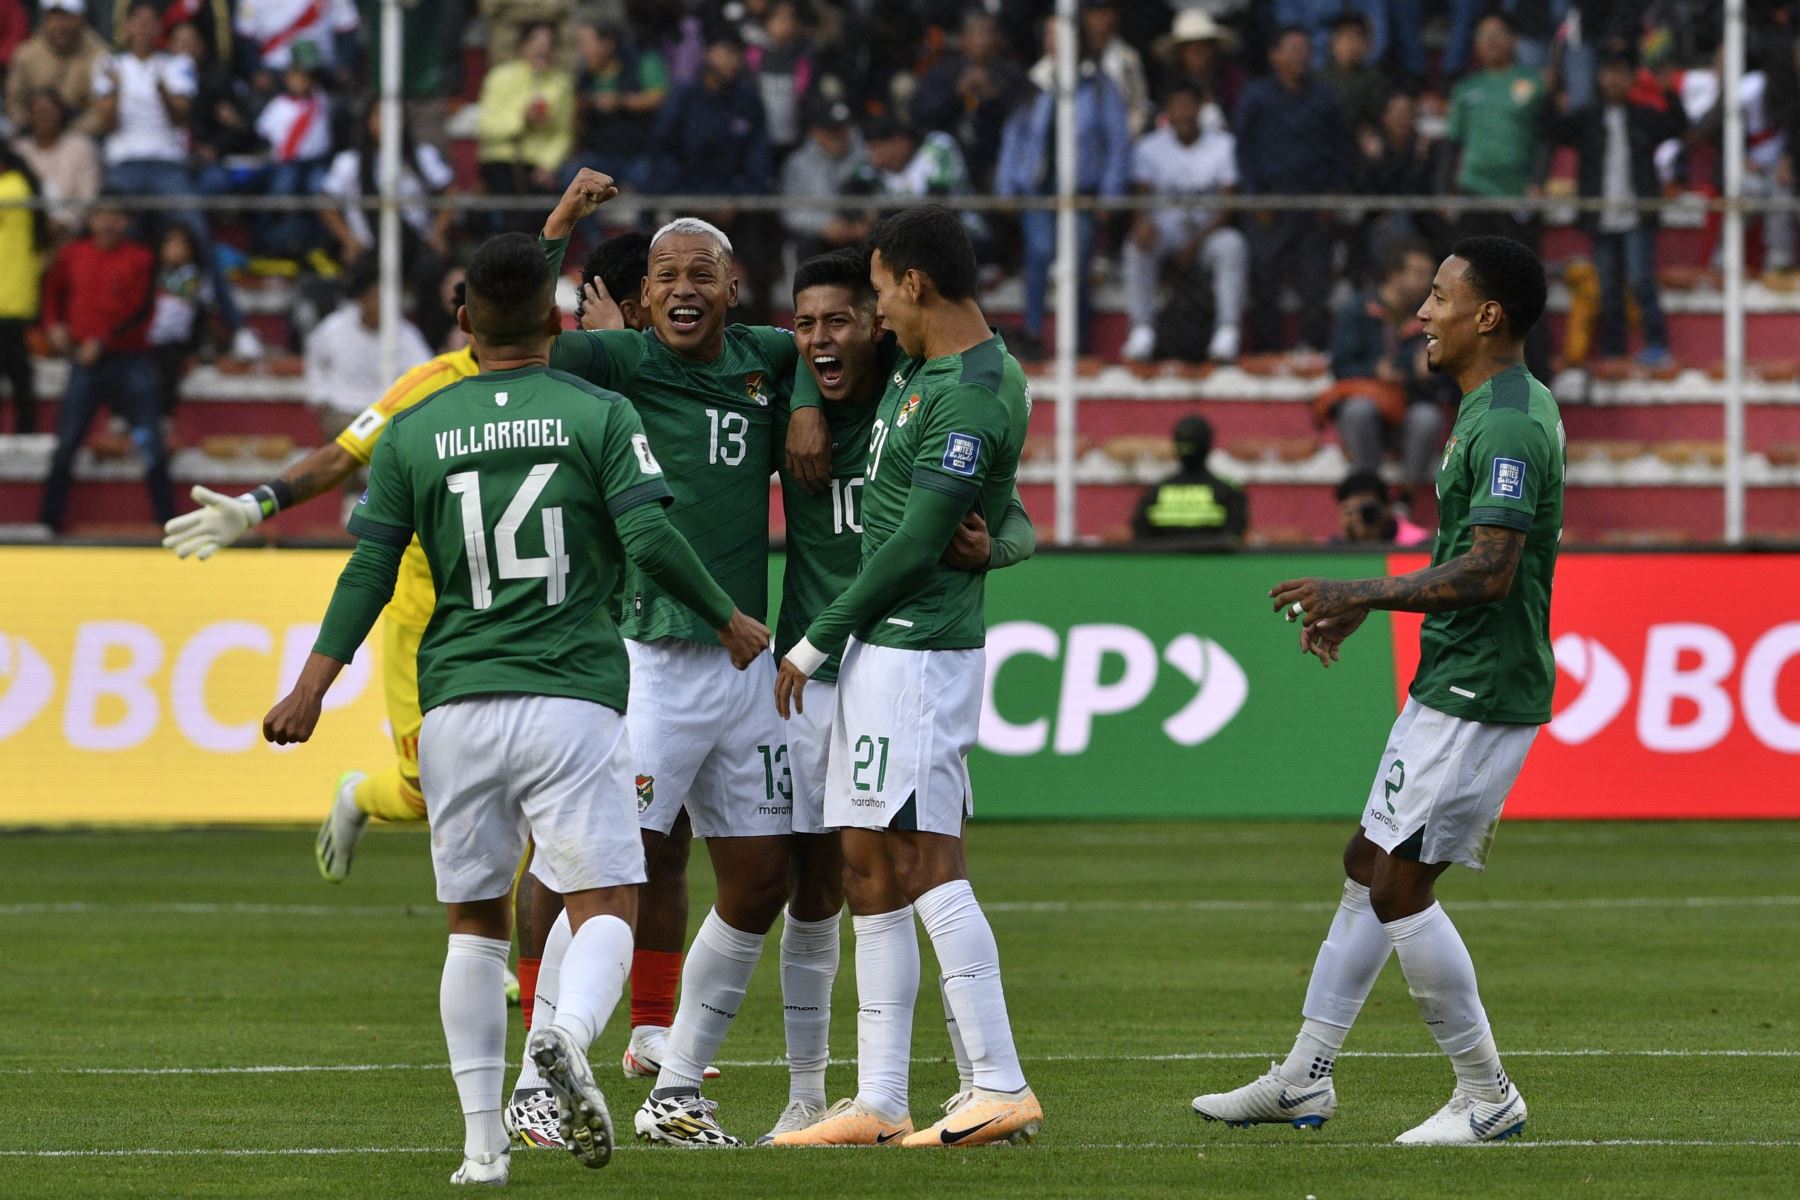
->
xmin=1330 ymin=471 xmax=1429 ymax=547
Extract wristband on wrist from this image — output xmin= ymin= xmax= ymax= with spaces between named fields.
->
xmin=784 ymin=637 xmax=829 ymax=678
xmin=248 ymin=480 xmax=294 ymax=522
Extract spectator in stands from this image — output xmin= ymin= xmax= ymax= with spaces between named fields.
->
xmin=1317 ymin=11 xmax=1388 ymax=138
xmin=646 ymin=29 xmax=777 ymax=319
xmin=1350 ymin=90 xmax=1443 ymax=283
xmin=37 ymin=196 xmax=172 ymax=532
xmin=253 ymin=42 xmax=335 ymax=259
xmin=302 ymin=258 xmax=430 ymax=439
xmin=1552 ymin=41 xmax=1687 ymax=367
xmin=1233 ymin=24 xmax=1349 ymax=353
xmin=174 ymin=19 xmax=260 ymax=201
xmin=854 ymin=116 xmax=981 ymax=216
xmin=1121 ymin=88 xmax=1247 ymax=363
xmin=5 ymin=0 xmax=106 ymax=131
xmin=1444 ymin=12 xmax=1548 ymax=248
xmin=910 ymin=9 xmax=1028 ymax=190
xmin=1130 ymin=414 xmax=1249 ymax=544
xmin=147 ymin=224 xmax=206 ymax=418
xmin=744 ymin=0 xmax=812 ymax=160
xmin=1733 ymin=38 xmax=1797 ymax=275
xmin=1276 ymin=0 xmax=1417 ymax=83
xmin=476 ymin=19 xmax=576 ymax=232
xmin=479 ymin=0 xmax=570 ymax=71
xmin=234 ymin=0 xmax=358 ymax=76
xmin=0 ymin=0 xmax=30 ymax=71
xmin=1153 ymin=9 xmax=1243 ymax=118
xmin=96 ymin=1 xmax=258 ymax=359
xmin=320 ymin=99 xmax=455 ymax=268
xmin=998 ymin=17 xmax=1131 ymax=358
xmin=1330 ymin=470 xmax=1429 ymax=546
xmin=570 ymin=20 xmax=668 ymax=187
xmin=1443 ymin=0 xmax=1555 ymax=79
xmin=1320 ymin=237 xmax=1453 ymax=493
xmin=11 ymin=89 xmax=101 ymax=242
xmin=0 ymin=141 xmax=44 ymax=433
xmin=780 ymin=95 xmax=869 ymax=262
xmin=1081 ymin=0 xmax=1150 ymax=136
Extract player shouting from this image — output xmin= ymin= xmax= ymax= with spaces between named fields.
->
xmin=773 ymin=205 xmax=1040 ymax=1148
xmin=1192 ymin=236 xmax=1560 ymax=1145
xmin=263 ymin=233 xmax=770 ymax=1184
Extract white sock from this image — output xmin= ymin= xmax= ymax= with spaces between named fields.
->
xmin=653 ymin=908 xmax=765 ymax=1095
xmin=940 ymin=974 xmax=975 ymax=1091
xmin=551 ymin=913 xmax=633 ymax=1050
xmin=1384 ymin=903 xmax=1509 ymax=1101
xmin=780 ymin=909 xmax=840 ymax=1108
xmin=915 ymin=881 xmax=1027 ymax=1095
xmin=440 ymin=933 xmax=511 ymax=1160
xmin=514 ymin=909 xmax=571 ymax=1093
xmin=1279 ymin=880 xmax=1389 ymax=1086
xmin=851 ymin=905 xmax=918 ymax=1118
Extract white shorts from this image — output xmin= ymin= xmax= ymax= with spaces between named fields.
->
xmin=420 ymin=694 xmax=646 ymax=903
xmin=787 ymin=679 xmax=836 ymax=836
xmin=1360 ymin=698 xmax=1538 ymax=870
xmin=826 ymin=639 xmax=979 ymax=837
xmin=626 ymin=638 xmax=791 ymax=840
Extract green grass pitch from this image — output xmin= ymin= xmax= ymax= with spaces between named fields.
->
xmin=2 ymin=821 xmax=1797 ymax=1198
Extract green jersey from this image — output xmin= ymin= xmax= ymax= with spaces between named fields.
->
xmin=347 ymin=366 xmax=675 ymax=714
xmin=845 ymin=334 xmax=1029 ymax=650
xmin=1412 ymin=365 xmax=1564 ymax=725
xmin=777 ymin=387 xmax=880 ymax=683
xmin=1447 ymin=66 xmax=1546 ymax=198
xmin=550 ymin=325 xmax=798 ymax=644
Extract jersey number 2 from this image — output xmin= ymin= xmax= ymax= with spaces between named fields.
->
xmin=445 ymin=464 xmax=571 ymax=610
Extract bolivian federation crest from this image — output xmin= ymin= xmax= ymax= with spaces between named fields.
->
xmin=896 ymin=393 xmax=922 ymax=427
xmin=635 ymin=775 xmax=655 ymax=814
xmin=745 ymin=372 xmax=771 ymax=407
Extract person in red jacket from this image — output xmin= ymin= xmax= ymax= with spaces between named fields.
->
xmin=38 ymin=195 xmax=171 ymax=533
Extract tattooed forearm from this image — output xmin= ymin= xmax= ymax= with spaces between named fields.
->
xmin=276 ymin=443 xmax=362 ymax=508
xmin=1331 ymin=526 xmax=1525 ymax=614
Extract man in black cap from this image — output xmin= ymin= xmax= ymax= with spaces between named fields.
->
xmin=781 ymin=95 xmax=871 ymax=262
xmin=1129 ymin=414 xmax=1249 ymax=544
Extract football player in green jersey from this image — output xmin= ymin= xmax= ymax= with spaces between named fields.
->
xmin=262 ymin=233 xmax=771 ymax=1184
xmin=1195 ymin=236 xmax=1560 ymax=1145
xmin=530 ymin=172 xmax=838 ymax=1148
xmin=773 ymin=206 xmax=1042 ymax=1149
xmin=762 ymin=247 xmax=1038 ymax=1144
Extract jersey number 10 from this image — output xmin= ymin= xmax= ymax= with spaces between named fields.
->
xmin=446 ymin=464 xmax=571 ymax=610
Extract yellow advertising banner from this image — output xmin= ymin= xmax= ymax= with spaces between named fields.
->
xmin=1 ymin=548 xmax=394 ymax=824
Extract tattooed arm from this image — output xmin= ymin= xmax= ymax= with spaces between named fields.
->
xmin=163 ymin=442 xmax=368 ymax=560
xmin=1270 ymin=525 xmax=1526 ymax=625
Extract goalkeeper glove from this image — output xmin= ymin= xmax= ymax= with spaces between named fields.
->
xmin=162 ymin=485 xmax=269 ymax=560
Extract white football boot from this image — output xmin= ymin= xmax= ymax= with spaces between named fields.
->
xmin=314 ymin=772 xmax=367 ymax=883
xmin=1394 ymin=1082 xmax=1527 ymax=1145
xmin=621 ymin=1025 xmax=719 ymax=1080
xmin=448 ymin=1150 xmax=508 ymax=1186
xmin=527 ymin=1025 xmax=615 ymax=1169
xmin=755 ymin=1098 xmax=826 ymax=1146
xmin=1191 ymin=1061 xmax=1337 ymax=1129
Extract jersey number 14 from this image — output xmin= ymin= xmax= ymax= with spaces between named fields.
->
xmin=446 ymin=464 xmax=571 ymax=610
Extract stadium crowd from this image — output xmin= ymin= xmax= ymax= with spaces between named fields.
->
xmin=0 ymin=0 xmax=1786 ymax=536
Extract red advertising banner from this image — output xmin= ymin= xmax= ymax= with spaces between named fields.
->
xmin=1389 ymin=554 xmax=1800 ymax=819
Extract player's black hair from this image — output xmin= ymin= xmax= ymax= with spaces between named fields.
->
xmin=1336 ymin=470 xmax=1389 ymax=503
xmin=1378 ymin=234 xmax=1433 ymax=281
xmin=793 ymin=247 xmax=875 ymax=308
xmin=581 ymin=231 xmax=651 ymax=309
xmin=868 ymin=204 xmax=978 ymax=302
xmin=464 ymin=232 xmax=555 ymax=344
xmin=1450 ymin=235 xmax=1547 ymax=339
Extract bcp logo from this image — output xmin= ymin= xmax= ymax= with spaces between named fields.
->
xmin=980 ymin=622 xmax=1248 ymax=755
xmin=1550 ymin=623 xmax=1800 ymax=753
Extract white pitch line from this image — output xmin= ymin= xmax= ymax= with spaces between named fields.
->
xmin=4 ymin=896 xmax=1799 ymax=919
xmin=6 ymin=1139 xmax=1799 ymax=1158
xmin=5 ymin=1048 xmax=1795 ymax=1077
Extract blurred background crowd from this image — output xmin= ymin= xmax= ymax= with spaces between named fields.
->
xmin=0 ymin=0 xmax=1791 ymax=546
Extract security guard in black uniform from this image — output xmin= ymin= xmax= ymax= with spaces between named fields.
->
xmin=1129 ymin=415 xmax=1248 ymax=544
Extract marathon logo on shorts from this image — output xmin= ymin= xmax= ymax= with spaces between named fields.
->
xmin=942 ymin=432 xmax=982 ymax=477
xmin=1491 ymin=457 xmax=1527 ymax=500
xmin=851 ymin=795 xmax=884 ymax=809
xmin=635 ymin=775 xmax=654 ymax=814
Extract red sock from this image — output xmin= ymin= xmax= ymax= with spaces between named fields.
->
xmin=630 ymin=949 xmax=681 ymax=1029
xmin=516 ymin=957 xmax=541 ymax=1032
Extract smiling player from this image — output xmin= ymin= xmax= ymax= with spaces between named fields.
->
xmin=1192 ymin=236 xmax=1561 ymax=1145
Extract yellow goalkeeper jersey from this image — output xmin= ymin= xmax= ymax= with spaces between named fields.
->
xmin=333 ymin=346 xmax=480 ymax=628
